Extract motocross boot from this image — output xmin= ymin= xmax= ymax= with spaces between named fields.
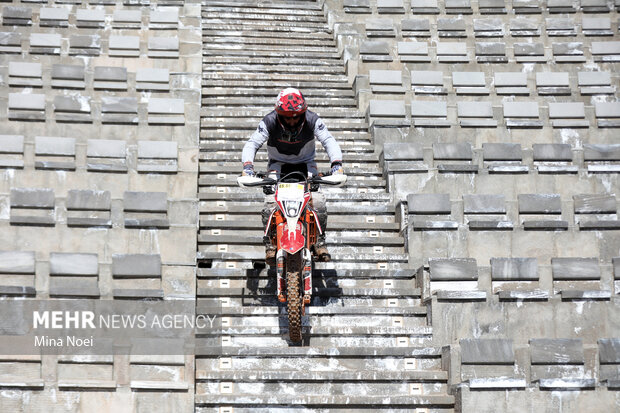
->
xmin=264 ymin=236 xmax=277 ymax=267
xmin=313 ymin=235 xmax=331 ymax=262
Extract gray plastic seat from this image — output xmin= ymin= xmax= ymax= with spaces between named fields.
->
xmin=344 ymin=0 xmax=371 ymax=13
xmin=411 ymin=100 xmax=450 ymax=127
xmin=8 ymin=93 xmax=45 ymax=121
xmin=113 ymin=9 xmax=142 ymax=29
xmin=49 ymin=252 xmax=100 ymax=298
xmin=53 ymin=96 xmax=92 ymax=123
xmin=86 ymin=139 xmax=128 ymax=173
xmin=397 ymin=41 xmax=430 ymax=63
xmin=8 ymin=61 xmax=42 ymax=87
xmin=66 ymin=190 xmax=112 ymax=228
xmin=360 ymin=40 xmax=392 ymax=62
xmin=150 ymin=9 xmax=179 ymax=29
xmin=518 ymin=193 xmax=568 ymax=230
xmin=436 ymin=42 xmax=469 ymax=63
xmin=137 ymin=141 xmax=179 ymax=174
xmin=465 ymin=195 xmax=514 ymax=230
xmin=10 ymin=188 xmax=55 ymax=226
xmin=494 ymin=72 xmax=529 ymax=95
xmin=69 ymin=35 xmax=101 ymax=56
xmin=0 ymin=251 xmax=36 ymax=296
xmin=29 ymin=33 xmax=61 ymax=55
xmin=0 ymin=135 xmax=25 ymax=169
xmin=147 ymin=98 xmax=185 ymax=125
xmin=2 ymin=6 xmax=32 ymax=26
xmin=370 ymin=70 xmax=406 ymax=94
xmin=377 ymin=0 xmax=406 ymax=13
xmin=39 ymin=7 xmax=69 ymax=27
xmin=124 ymin=192 xmax=170 ymax=229
xmin=578 ymin=72 xmax=614 ymax=95
xmin=503 ymin=101 xmax=543 ymax=128
xmin=51 ymin=64 xmax=85 ymax=89
xmin=34 ymin=136 xmax=76 ymax=170
xmin=109 ymin=35 xmax=140 ymax=57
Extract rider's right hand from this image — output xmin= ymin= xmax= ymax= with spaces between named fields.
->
xmin=242 ymin=163 xmax=255 ymax=177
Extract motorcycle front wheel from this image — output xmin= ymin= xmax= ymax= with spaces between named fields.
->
xmin=285 ymin=252 xmax=303 ymax=342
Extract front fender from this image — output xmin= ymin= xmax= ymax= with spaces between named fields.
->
xmin=277 ymin=222 xmax=305 ymax=255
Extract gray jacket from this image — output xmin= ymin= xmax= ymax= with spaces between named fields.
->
xmin=242 ymin=110 xmax=342 ymax=170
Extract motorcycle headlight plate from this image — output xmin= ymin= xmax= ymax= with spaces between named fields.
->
xmin=283 ymin=200 xmax=302 ymax=218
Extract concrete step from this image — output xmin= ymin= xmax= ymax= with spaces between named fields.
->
xmin=198 ymin=232 xmax=404 ymax=241
xmin=202 ymin=12 xmax=326 ymax=24
xmin=200 ymin=142 xmax=372 ymax=154
xmin=198 ymin=200 xmax=392 ymax=212
xmin=198 ymin=278 xmax=416 ymax=292
xmin=197 ymin=268 xmax=416 ymax=279
xmin=199 ymin=219 xmax=399 ymax=231
xmin=197 ymin=251 xmax=409 ymax=264
xmin=200 ymin=117 xmax=367 ymax=128
xmin=202 ymin=36 xmax=336 ymax=48
xmin=202 ymin=80 xmax=351 ymax=89
xmin=197 ymin=191 xmax=392 ymax=202
xmin=198 ymin=141 xmax=372 ymax=151
xmin=204 ymin=297 xmax=421 ymax=309
xmin=194 ymin=394 xmax=454 ymax=407
xmin=204 ymin=2 xmax=323 ymax=13
xmin=198 ymin=287 xmax=419 ymax=298
xmin=204 ymin=1 xmax=321 ymax=10
xmin=197 ymin=305 xmax=426 ymax=316
xmin=201 ymin=87 xmax=354 ymax=97
xmin=198 ymin=153 xmax=381 ymax=164
xmin=200 ymin=214 xmax=396 ymax=225
xmin=202 ymin=71 xmax=348 ymax=83
xmin=198 ymin=325 xmax=432 ymax=336
xmin=198 ymin=163 xmax=379 ymax=175
xmin=198 ymin=274 xmax=415 ymax=288
xmin=199 ymin=244 xmax=405 ymax=257
xmin=203 ymin=48 xmax=342 ymax=60
xmin=203 ymin=98 xmax=354 ymax=111
xmin=202 ymin=57 xmax=342 ymax=68
xmin=202 ymin=27 xmax=332 ymax=38
xmin=197 ymin=407 xmax=454 ymax=413
xmin=198 ymin=235 xmax=403 ymax=246
xmin=201 ymin=107 xmax=361 ymax=117
xmin=207 ymin=346 xmax=442 ymax=357
xmin=196 ymin=383 xmax=448 ymax=400
xmin=201 ymin=314 xmax=427 ymax=329
xmin=199 ymin=131 xmax=368 ymax=142
xmin=198 ymin=176 xmax=384 ymax=188
xmin=209 ymin=334 xmax=429 ymax=347
xmin=196 ymin=380 xmax=447 ymax=394
xmin=196 ymin=369 xmax=446 ymax=381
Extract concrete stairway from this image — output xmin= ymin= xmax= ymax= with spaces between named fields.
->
xmin=198 ymin=0 xmax=454 ymax=411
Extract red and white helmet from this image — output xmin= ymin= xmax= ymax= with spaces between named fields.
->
xmin=275 ymin=88 xmax=307 ymax=117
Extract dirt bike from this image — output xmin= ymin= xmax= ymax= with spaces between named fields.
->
xmin=237 ymin=166 xmax=347 ymax=342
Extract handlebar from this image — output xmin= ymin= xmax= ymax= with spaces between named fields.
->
xmin=237 ymin=173 xmax=347 ymax=188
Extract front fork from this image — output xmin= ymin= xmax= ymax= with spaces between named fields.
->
xmin=275 ymin=248 xmax=313 ymax=305
xmin=276 ymin=249 xmax=285 ymax=303
xmin=302 ymin=248 xmax=312 ymax=304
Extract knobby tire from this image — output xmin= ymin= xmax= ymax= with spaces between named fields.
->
xmin=286 ymin=252 xmax=303 ymax=342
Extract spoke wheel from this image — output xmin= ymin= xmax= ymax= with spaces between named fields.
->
xmin=286 ymin=271 xmax=302 ymax=342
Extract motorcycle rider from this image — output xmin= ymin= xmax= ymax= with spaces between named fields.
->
xmin=241 ymin=88 xmax=344 ymax=264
